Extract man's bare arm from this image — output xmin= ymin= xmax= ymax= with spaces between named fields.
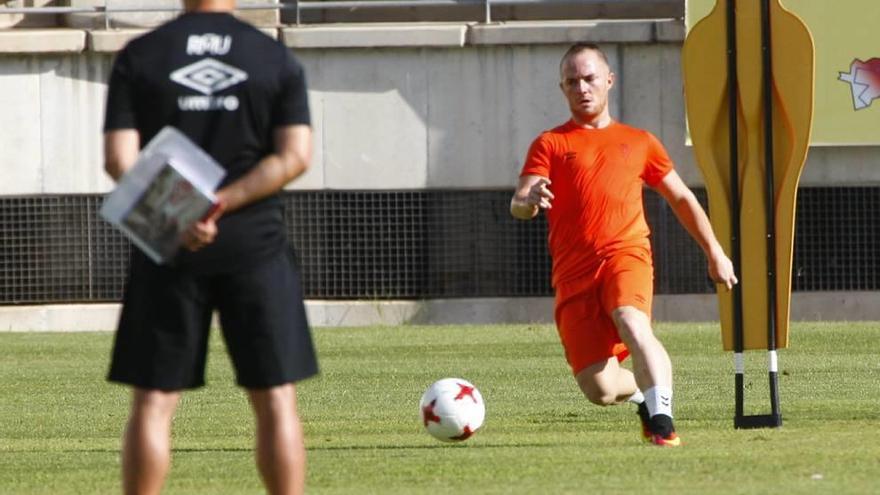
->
xmin=215 ymin=124 xmax=312 ymax=213
xmin=104 ymin=129 xmax=140 ymax=182
xmin=653 ymin=170 xmax=738 ymax=289
xmin=182 ymin=124 xmax=311 ymax=252
xmin=510 ymin=174 xmax=554 ymax=220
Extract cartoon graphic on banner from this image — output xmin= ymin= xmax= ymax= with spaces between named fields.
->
xmin=839 ymin=58 xmax=880 ymax=110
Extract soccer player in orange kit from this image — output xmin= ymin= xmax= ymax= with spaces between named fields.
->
xmin=510 ymin=43 xmax=738 ymax=446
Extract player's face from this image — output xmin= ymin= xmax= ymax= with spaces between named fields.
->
xmin=559 ymin=50 xmax=614 ymax=123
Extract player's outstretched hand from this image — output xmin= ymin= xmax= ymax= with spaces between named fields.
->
xmin=708 ymin=250 xmax=738 ymax=290
xmin=182 ymin=200 xmax=226 ymax=252
xmin=528 ymin=177 xmax=555 ymax=210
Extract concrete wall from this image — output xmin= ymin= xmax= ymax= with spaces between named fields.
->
xmin=64 ymin=0 xmax=279 ymax=29
xmin=0 ymin=0 xmax=57 ymax=29
xmin=279 ymin=0 xmax=683 ymax=24
xmin=3 ymin=291 xmax=879 ymax=331
xmin=0 ymin=52 xmax=111 ymax=194
xmin=1 ymin=1 xmax=683 ymax=28
xmin=0 ymin=0 xmax=278 ymax=29
xmin=2 ymin=20 xmax=879 ymax=196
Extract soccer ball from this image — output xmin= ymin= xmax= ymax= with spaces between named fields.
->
xmin=419 ymin=378 xmax=485 ymax=442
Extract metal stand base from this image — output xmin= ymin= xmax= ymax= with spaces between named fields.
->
xmin=735 ymin=413 xmax=782 ymax=429
xmin=735 ymin=363 xmax=782 ymax=430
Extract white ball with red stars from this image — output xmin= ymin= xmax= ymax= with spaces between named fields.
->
xmin=419 ymin=378 xmax=485 ymax=442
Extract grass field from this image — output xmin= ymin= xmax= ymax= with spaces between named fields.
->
xmin=1 ymin=322 xmax=879 ymax=494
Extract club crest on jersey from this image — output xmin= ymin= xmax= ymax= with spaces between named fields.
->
xmin=170 ymin=58 xmax=248 ymax=112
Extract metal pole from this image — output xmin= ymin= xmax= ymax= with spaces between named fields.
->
xmin=760 ymin=0 xmax=782 ymax=427
xmin=729 ymin=0 xmax=783 ymax=430
xmin=726 ymin=0 xmax=746 ymax=427
xmin=484 ymin=0 xmax=491 ymax=24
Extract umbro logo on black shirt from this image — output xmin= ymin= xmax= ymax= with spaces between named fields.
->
xmin=171 ymin=58 xmax=247 ymax=95
xmin=171 ymin=34 xmax=249 ymax=112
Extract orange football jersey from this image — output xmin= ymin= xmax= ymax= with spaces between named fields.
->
xmin=520 ymin=120 xmax=674 ymax=286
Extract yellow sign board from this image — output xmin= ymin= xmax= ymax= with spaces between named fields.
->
xmin=687 ymin=0 xmax=880 ymax=145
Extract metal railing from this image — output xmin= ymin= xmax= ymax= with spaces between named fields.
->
xmin=0 ymin=0 xmax=677 ymax=28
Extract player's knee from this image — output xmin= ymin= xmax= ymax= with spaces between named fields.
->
xmin=248 ymin=383 xmax=298 ymax=422
xmin=612 ymin=306 xmax=652 ymax=345
xmin=132 ymin=389 xmax=181 ymax=420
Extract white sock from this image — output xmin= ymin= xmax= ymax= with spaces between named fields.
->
xmin=644 ymin=386 xmax=673 ymax=418
xmin=627 ymin=389 xmax=645 ymax=404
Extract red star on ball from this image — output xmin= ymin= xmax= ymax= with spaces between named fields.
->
xmin=454 ymin=383 xmax=478 ymax=403
xmin=422 ymin=399 xmax=441 ymax=426
xmin=451 ymin=425 xmax=474 ymax=441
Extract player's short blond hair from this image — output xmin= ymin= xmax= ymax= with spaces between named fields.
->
xmin=559 ymin=43 xmax=610 ymax=77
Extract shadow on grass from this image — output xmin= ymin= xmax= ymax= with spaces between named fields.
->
xmin=307 ymin=441 xmax=570 ymax=452
xmin=1 ymin=447 xmax=251 ymax=454
xmin=3 ymin=442 xmax=567 ymax=455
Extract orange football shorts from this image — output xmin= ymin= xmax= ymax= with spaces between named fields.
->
xmin=553 ymin=247 xmax=654 ymax=375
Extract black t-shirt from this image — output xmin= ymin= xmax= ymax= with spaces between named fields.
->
xmin=105 ymin=12 xmax=310 ymax=274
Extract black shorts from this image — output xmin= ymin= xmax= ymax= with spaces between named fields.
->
xmin=108 ymin=249 xmax=319 ymax=390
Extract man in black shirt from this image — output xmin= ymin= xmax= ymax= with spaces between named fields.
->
xmin=103 ymin=1 xmax=317 ymax=494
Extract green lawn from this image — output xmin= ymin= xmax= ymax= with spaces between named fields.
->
xmin=1 ymin=322 xmax=879 ymax=494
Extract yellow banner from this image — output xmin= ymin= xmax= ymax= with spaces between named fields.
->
xmin=687 ymin=0 xmax=880 ymax=145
